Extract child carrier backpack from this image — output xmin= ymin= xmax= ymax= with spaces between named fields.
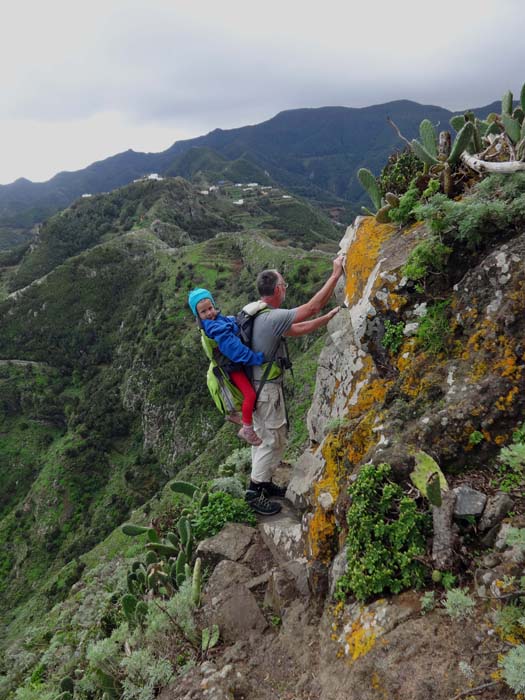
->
xmin=199 ymin=301 xmax=293 ymax=417
xmin=200 ymin=330 xmax=244 ymax=416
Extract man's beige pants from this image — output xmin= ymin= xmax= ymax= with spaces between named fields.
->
xmin=251 ymin=383 xmax=287 ymax=483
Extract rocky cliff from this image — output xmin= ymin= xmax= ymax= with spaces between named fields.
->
xmin=288 ymin=213 xmax=525 ymax=698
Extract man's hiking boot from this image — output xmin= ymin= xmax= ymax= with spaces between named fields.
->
xmin=260 ymin=480 xmax=287 ymax=498
xmin=238 ymin=424 xmax=263 ymax=446
xmin=245 ymin=488 xmax=282 ymax=515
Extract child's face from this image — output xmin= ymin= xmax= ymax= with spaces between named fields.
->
xmin=196 ymin=298 xmax=218 ymax=321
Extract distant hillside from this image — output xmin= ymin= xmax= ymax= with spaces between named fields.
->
xmin=0 ymin=100 xmax=502 ymax=235
xmin=4 ymin=175 xmax=338 ymax=293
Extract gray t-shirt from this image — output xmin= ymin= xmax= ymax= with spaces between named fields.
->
xmin=250 ymin=305 xmax=297 ymax=382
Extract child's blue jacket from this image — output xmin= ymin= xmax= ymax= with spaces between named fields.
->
xmin=201 ymin=314 xmax=265 ymax=366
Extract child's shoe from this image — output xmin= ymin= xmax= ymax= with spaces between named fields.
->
xmin=226 ymin=411 xmax=242 ymax=425
xmin=238 ymin=424 xmax=263 ymax=446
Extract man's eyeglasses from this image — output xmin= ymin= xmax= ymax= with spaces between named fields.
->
xmin=277 ymin=281 xmax=288 ymax=289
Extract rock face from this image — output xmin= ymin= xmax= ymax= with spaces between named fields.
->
xmin=163 ymin=216 xmax=524 ymax=700
xmin=298 ymin=217 xmax=525 ymax=575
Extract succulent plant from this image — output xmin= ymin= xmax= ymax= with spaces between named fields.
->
xmin=170 ymin=480 xmax=199 ymax=498
xmin=192 ymin=557 xmax=202 ymax=606
xmin=121 ymin=592 xmax=138 ymax=621
xmin=357 ymin=167 xmax=382 ymax=212
xmin=59 ymin=677 xmax=74 ymax=694
xmin=121 ymin=523 xmax=151 ymax=536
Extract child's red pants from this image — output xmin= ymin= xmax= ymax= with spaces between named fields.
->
xmin=229 ymin=370 xmax=256 ymax=425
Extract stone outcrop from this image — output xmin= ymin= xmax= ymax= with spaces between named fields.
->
xmin=295 ymin=216 xmax=525 ymax=581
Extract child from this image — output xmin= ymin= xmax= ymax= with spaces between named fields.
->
xmin=188 ymin=288 xmax=264 ymax=446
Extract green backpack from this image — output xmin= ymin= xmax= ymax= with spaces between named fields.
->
xmin=200 ymin=331 xmax=244 ymax=416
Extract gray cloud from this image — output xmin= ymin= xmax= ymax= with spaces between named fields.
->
xmin=2 ymin=0 xmax=525 ymax=182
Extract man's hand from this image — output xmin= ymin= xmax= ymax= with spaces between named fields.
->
xmin=326 ymin=305 xmax=341 ymax=320
xmin=332 ymin=255 xmax=345 ymax=279
xmin=285 ymin=305 xmax=342 ymax=337
xmin=293 ymin=256 xmax=345 ymax=323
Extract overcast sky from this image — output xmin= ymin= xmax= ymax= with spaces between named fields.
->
xmin=1 ymin=0 xmax=524 ymax=184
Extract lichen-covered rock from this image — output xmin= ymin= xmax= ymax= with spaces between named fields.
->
xmin=317 ymin=592 xmax=510 ymax=700
xmin=296 ymin=217 xmax=525 ymax=579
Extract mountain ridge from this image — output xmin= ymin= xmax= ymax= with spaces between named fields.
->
xmin=0 ymin=99 xmax=502 ymax=236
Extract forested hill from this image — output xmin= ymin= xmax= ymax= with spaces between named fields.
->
xmin=0 ymin=99 xmax=501 ymax=239
xmin=2 ymin=176 xmax=338 ymax=292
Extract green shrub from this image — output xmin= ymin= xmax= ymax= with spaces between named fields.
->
xmin=512 ymin=422 xmax=525 ymax=444
xmin=414 ymin=174 xmax=525 ymax=248
xmin=191 ymin=492 xmax=256 ymax=540
xmin=382 ymin=320 xmax=405 ymax=354
xmin=496 ymin=444 xmax=525 ymax=493
xmin=443 ymin=588 xmax=475 ymax=619
xmin=144 ymin=579 xmax=197 ymax=646
xmin=336 ymin=463 xmax=429 ymax=602
xmin=120 ymin=649 xmax=173 ymax=700
xmin=504 ymin=527 xmax=525 ymax=549
xmin=468 ymin=430 xmax=484 ymax=446
xmin=495 ymin=602 xmax=525 ymax=638
xmin=441 ymin=571 xmax=457 ymax=590
xmin=420 ymin=591 xmax=436 ymax=614
xmin=402 ymin=237 xmax=452 ymax=281
xmin=499 ymin=644 xmax=525 ymax=694
xmin=416 ymin=300 xmax=451 ymax=355
xmin=210 ymin=476 xmax=245 ymax=499
xmin=378 ymin=150 xmax=422 ymax=197
xmin=388 ymin=179 xmax=421 ymax=225
xmin=217 ymin=447 xmax=251 ymax=476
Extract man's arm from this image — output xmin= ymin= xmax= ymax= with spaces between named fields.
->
xmin=285 ymin=306 xmax=341 ymax=337
xmin=293 ymin=256 xmax=344 ymax=323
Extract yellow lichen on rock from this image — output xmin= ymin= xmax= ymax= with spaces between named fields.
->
xmin=399 ymin=351 xmax=435 ymax=399
xmin=347 ymin=375 xmax=392 ymax=420
xmin=306 ymin=434 xmax=346 ymax=563
xmin=344 ymin=217 xmax=396 ymax=307
xmin=332 ymin=604 xmax=385 ymax=663
xmin=346 ymin=411 xmax=380 ymax=465
xmin=345 ymin=619 xmax=377 ymax=661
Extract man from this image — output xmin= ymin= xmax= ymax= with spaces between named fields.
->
xmin=245 ymin=255 xmax=345 ymax=515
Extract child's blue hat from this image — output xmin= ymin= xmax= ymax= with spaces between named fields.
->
xmin=188 ymin=288 xmax=215 ymax=316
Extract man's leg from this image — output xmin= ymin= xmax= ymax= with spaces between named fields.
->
xmin=246 ymin=384 xmax=287 ymax=514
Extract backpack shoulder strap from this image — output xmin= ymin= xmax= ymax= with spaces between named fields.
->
xmin=242 ymin=300 xmax=268 ymax=316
